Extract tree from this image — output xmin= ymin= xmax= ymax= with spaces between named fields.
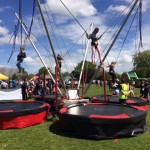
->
xmin=38 ymin=67 xmax=53 ymax=75
xmin=121 ymin=72 xmax=129 ymax=82
xmin=133 ymin=50 xmax=150 ymax=78
xmin=61 ymin=72 xmax=70 ymax=78
xmin=12 ymin=74 xmax=17 ymax=80
xmin=72 ymin=61 xmax=96 ymax=82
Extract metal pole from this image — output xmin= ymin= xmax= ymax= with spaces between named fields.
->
xmin=84 ymin=0 xmax=139 ymax=95
xmin=77 ymin=23 xmax=93 ymax=90
xmin=37 ymin=0 xmax=67 ymax=97
xmin=15 ymin=12 xmax=62 ymax=95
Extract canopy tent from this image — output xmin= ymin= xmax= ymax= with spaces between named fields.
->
xmin=127 ymin=72 xmax=138 ymax=80
xmin=0 ymin=73 xmax=9 ymax=80
xmin=127 ymin=72 xmax=150 ymax=80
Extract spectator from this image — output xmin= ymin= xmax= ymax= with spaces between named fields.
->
xmin=21 ymin=78 xmax=28 ymax=100
xmin=129 ymin=83 xmax=135 ymax=97
xmin=143 ymin=82 xmax=149 ymax=103
xmin=118 ymin=78 xmax=129 ymax=104
xmin=113 ymin=86 xmax=119 ymax=95
xmin=0 ymin=80 xmax=8 ymax=89
xmin=140 ymin=81 xmax=145 ymax=97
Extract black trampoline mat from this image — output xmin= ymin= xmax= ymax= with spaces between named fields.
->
xmin=66 ymin=104 xmax=138 ymax=117
xmin=0 ymin=101 xmax=44 ymax=112
xmin=93 ymin=95 xmax=147 ymax=104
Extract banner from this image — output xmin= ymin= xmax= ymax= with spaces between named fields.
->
xmin=0 ymin=88 xmax=22 ymax=100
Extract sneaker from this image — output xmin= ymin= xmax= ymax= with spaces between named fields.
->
xmin=18 ymin=69 xmax=21 ymax=73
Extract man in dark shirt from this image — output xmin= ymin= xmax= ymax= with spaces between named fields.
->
xmin=21 ymin=78 xmax=28 ymax=100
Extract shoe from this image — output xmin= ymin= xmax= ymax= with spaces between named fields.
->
xmin=18 ymin=69 xmax=21 ymax=73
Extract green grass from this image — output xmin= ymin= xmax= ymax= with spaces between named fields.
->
xmin=0 ymin=85 xmax=149 ymax=150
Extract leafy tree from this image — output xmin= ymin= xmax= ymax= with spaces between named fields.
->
xmin=38 ymin=67 xmax=53 ymax=75
xmin=12 ymin=74 xmax=17 ymax=80
xmin=121 ymin=72 xmax=129 ymax=82
xmin=133 ymin=50 xmax=150 ymax=78
xmin=72 ymin=61 xmax=96 ymax=82
xmin=61 ymin=72 xmax=70 ymax=78
xmin=28 ymin=74 xmax=35 ymax=80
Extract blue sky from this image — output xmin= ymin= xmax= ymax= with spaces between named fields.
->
xmin=0 ymin=0 xmax=150 ymax=75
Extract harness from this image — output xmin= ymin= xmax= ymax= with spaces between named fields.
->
xmin=17 ymin=52 xmax=26 ymax=61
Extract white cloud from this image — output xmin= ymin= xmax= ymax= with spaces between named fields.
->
xmin=114 ymin=0 xmax=150 ymax=12
xmin=106 ymin=5 xmax=127 ymax=13
xmin=1 ymin=0 xmax=150 ymax=76
xmin=45 ymin=0 xmax=97 ymax=17
xmin=0 ymin=26 xmax=9 ymax=36
xmin=0 ymin=26 xmax=11 ymax=45
xmin=0 ymin=6 xmax=12 ymax=12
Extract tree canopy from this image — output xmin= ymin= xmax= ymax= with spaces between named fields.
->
xmin=71 ymin=61 xmax=96 ymax=82
xmin=133 ymin=50 xmax=150 ymax=78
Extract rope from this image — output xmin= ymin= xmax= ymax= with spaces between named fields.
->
xmin=19 ymin=0 xmax=23 ymax=47
xmin=7 ymin=22 xmax=19 ymax=63
xmin=27 ymin=0 xmax=36 ymax=39
xmin=139 ymin=0 xmax=143 ymax=47
xmin=101 ymin=0 xmax=136 ymax=40
xmin=44 ymin=3 xmax=71 ymax=73
xmin=59 ymin=0 xmax=87 ymax=33
xmin=45 ymin=1 xmax=92 ymax=74
xmin=115 ymin=5 xmax=139 ymax=63
xmin=63 ymin=29 xmax=88 ymax=57
xmin=98 ymin=0 xmax=137 ymax=65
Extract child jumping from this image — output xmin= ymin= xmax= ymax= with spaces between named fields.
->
xmin=86 ymin=27 xmax=103 ymax=65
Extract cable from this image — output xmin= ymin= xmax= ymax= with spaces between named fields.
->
xmin=115 ymin=5 xmax=139 ymax=63
xmin=59 ymin=0 xmax=87 ymax=33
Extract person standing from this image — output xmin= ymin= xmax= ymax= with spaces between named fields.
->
xmin=86 ymin=28 xmax=103 ymax=65
xmin=46 ymin=79 xmax=53 ymax=94
xmin=143 ymin=82 xmax=149 ymax=103
xmin=119 ymin=78 xmax=129 ymax=104
xmin=129 ymin=83 xmax=135 ymax=97
xmin=21 ymin=78 xmax=28 ymax=100
xmin=140 ymin=81 xmax=145 ymax=97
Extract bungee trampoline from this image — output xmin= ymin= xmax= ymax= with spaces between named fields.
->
xmin=0 ymin=100 xmax=50 ymax=129
xmin=91 ymin=95 xmax=148 ymax=111
xmin=59 ymin=103 xmax=147 ymax=140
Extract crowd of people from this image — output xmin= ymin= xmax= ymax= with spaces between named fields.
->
xmin=0 ymin=76 xmax=149 ymax=103
xmin=0 ymin=80 xmax=17 ymax=89
xmin=18 ymin=78 xmax=78 ymax=100
xmin=94 ymin=78 xmax=150 ymax=103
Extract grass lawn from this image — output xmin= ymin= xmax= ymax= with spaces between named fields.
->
xmin=0 ymin=85 xmax=149 ymax=150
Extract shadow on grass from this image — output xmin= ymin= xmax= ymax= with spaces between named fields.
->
xmin=49 ymin=120 xmax=97 ymax=140
xmin=49 ymin=120 xmax=143 ymax=141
